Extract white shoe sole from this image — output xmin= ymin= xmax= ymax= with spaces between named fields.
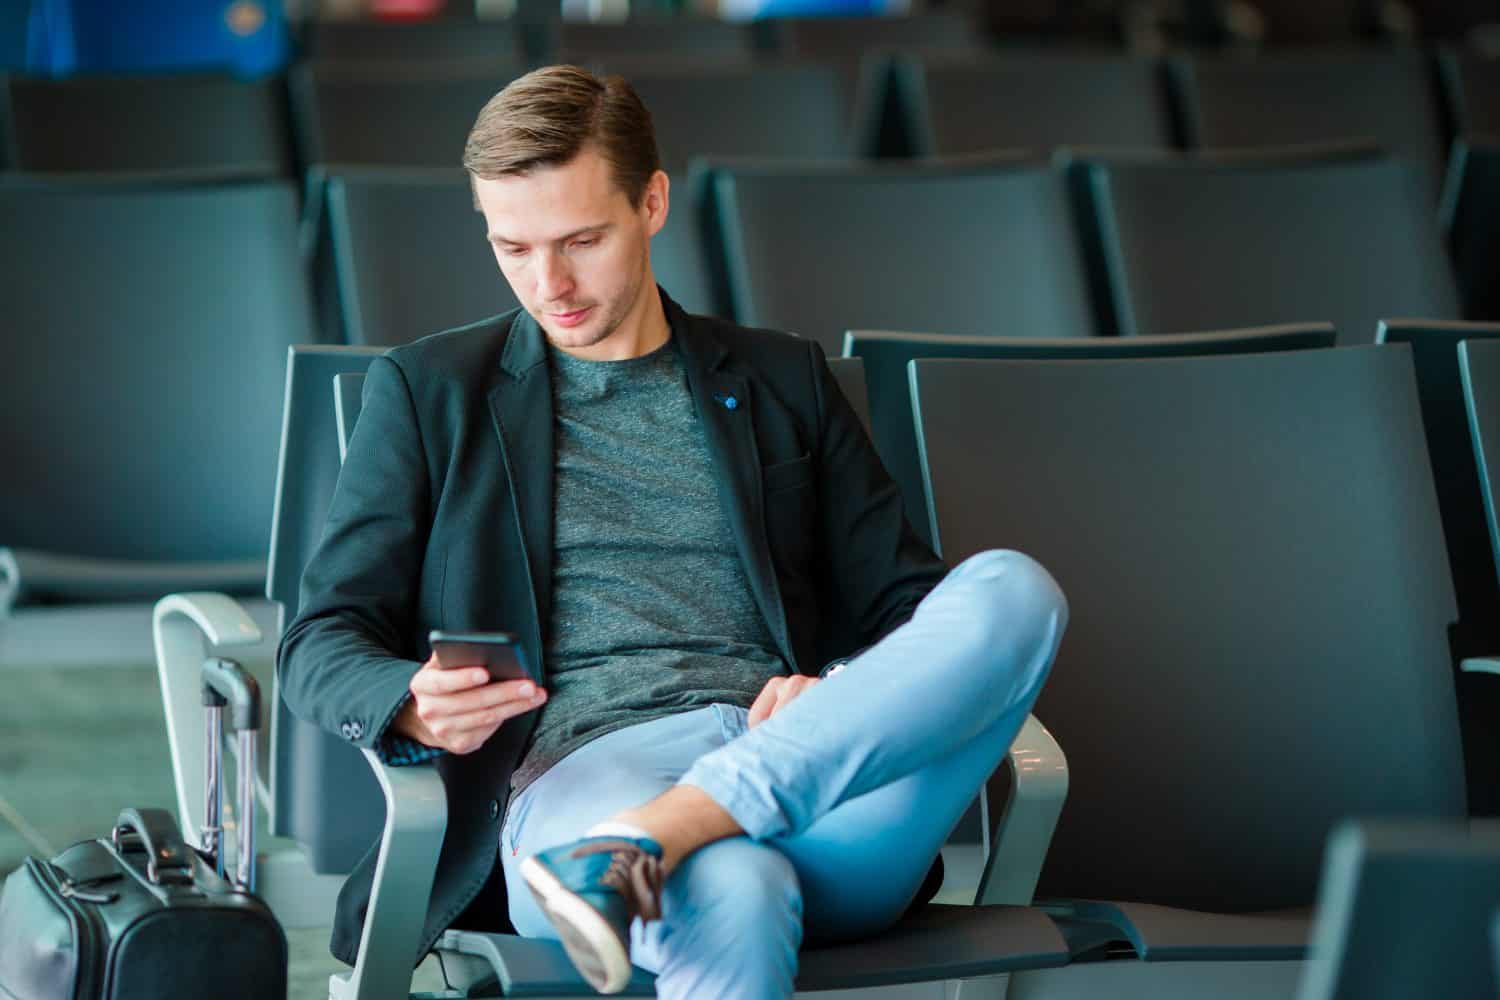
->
xmin=520 ymin=855 xmax=634 ymax=994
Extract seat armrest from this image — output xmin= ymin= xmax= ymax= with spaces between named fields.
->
xmin=1461 ymin=658 xmax=1500 ymax=676
xmin=153 ymin=593 xmax=264 ymax=847
xmin=329 ymin=751 xmax=448 ymax=1000
xmin=976 ymin=713 xmax=1068 ymax=906
xmin=0 ymin=548 xmax=18 ymax=616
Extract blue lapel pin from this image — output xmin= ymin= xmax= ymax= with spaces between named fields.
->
xmin=713 ymin=392 xmax=739 ymax=411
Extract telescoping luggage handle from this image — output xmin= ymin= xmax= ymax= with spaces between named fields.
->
xmin=199 ymin=657 xmax=261 ymax=893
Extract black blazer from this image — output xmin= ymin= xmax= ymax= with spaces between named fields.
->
xmin=278 ymin=292 xmax=947 ymax=965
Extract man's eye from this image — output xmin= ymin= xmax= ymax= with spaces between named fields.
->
xmin=571 ymin=237 xmax=598 ymax=249
xmin=503 ymin=247 xmax=528 ymax=258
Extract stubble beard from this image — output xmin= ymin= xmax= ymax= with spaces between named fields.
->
xmin=539 ymin=265 xmax=646 ymax=353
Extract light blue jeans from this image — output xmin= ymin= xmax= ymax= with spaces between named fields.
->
xmin=499 ymin=550 xmax=1067 ymax=999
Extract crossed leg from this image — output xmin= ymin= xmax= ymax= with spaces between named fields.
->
xmin=501 ymin=550 xmax=1068 ymax=998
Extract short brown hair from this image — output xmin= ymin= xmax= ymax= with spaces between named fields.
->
xmin=463 ymin=65 xmax=660 ymax=206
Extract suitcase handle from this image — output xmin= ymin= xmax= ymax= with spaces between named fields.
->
xmin=199 ymin=658 xmax=259 ymax=893
xmin=112 ymin=807 xmax=194 ymax=885
xmin=201 ymin=656 xmax=261 ymax=732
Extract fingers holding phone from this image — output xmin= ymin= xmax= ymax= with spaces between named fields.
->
xmin=393 ymin=632 xmax=546 ymax=755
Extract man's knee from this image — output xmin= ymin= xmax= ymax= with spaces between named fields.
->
xmin=951 ymin=549 xmax=1068 ymax=658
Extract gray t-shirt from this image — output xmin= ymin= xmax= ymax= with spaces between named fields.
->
xmin=510 ymin=336 xmax=788 ymax=794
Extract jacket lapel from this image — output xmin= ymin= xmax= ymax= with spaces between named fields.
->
xmin=487 ymin=310 xmax=554 ymax=664
xmin=672 ymin=300 xmax=794 ymax=665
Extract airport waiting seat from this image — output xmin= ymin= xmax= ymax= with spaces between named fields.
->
xmin=306 ymin=165 xmax=722 ymax=346
xmin=154 ymin=345 xmax=387 ymax=939
xmin=1438 ymin=48 xmax=1500 ymax=138
xmin=3 ymin=73 xmax=293 ymax=175
xmin=846 ymin=323 xmax=1335 ymax=549
xmin=155 ymin=347 xmax=1078 ymax=999
xmin=1459 ymin=335 xmax=1500 ymax=696
xmin=1169 ymin=50 xmax=1451 ymax=201
xmin=291 ymin=63 xmax=524 ymax=168
xmin=713 ymin=158 xmax=1098 ymax=354
xmin=1463 ymin=338 xmax=1500 ymax=582
xmin=612 ymin=64 xmax=855 ymax=175
xmin=0 ymin=174 xmax=315 ymax=612
xmin=1081 ymin=152 xmax=1461 ymax=343
xmin=912 ymin=346 xmax=1465 ymax=994
xmin=1377 ymin=321 xmax=1500 ymax=816
xmin=890 ymin=52 xmax=1177 ymax=158
xmin=1297 ymin=821 xmax=1500 ymax=1000
xmin=300 ymin=19 xmax=530 ymax=66
xmin=1442 ymin=138 xmax=1500 ymax=322
xmin=554 ymin=17 xmax=760 ymax=64
xmin=765 ymin=12 xmax=987 ymax=62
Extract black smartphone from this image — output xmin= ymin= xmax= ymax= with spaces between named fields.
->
xmin=428 ymin=630 xmax=531 ymax=683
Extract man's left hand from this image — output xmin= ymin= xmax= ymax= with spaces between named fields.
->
xmin=748 ymin=674 xmax=820 ymax=727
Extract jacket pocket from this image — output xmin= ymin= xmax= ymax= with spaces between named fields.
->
xmin=762 ymin=453 xmax=813 ymax=493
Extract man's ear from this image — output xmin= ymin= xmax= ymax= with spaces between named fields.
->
xmin=642 ymin=170 xmax=670 ymax=238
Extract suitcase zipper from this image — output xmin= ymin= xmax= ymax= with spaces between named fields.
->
xmin=28 ymin=857 xmax=106 ymax=998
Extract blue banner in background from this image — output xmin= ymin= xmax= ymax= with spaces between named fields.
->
xmin=24 ymin=0 xmax=289 ymax=77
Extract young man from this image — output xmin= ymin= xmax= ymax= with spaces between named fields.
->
xmin=279 ymin=66 xmax=1067 ymax=998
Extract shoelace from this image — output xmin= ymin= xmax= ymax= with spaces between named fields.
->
xmin=570 ymin=839 xmax=664 ymax=922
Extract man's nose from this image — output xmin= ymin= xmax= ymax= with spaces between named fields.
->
xmin=535 ymin=252 xmax=574 ymax=303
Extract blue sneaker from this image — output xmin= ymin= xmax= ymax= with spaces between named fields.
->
xmin=520 ymin=836 xmax=665 ymax=994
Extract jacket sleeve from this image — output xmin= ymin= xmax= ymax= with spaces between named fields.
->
xmin=808 ymin=340 xmax=948 ymax=655
xmin=276 ymin=355 xmax=435 ymax=753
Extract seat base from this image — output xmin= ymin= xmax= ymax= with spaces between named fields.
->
xmin=432 ymin=903 xmax=1070 ymax=997
xmin=1040 ymin=899 xmax=1312 ymax=961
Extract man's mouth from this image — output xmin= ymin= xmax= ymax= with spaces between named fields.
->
xmin=549 ymin=306 xmax=593 ymax=328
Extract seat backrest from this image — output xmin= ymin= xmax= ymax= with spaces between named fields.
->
xmin=769 ymin=12 xmax=984 ymax=61
xmin=303 ymin=20 xmax=529 ymax=65
xmin=5 ymin=73 xmax=293 ymax=174
xmin=895 ymin=53 xmax=1176 ymax=157
xmin=1460 ymin=338 xmax=1500 ymax=594
xmin=335 ymin=372 xmax=364 ymax=460
xmin=1086 ymin=153 xmax=1460 ymax=343
xmin=0 ymin=174 xmax=315 ymax=567
xmin=714 ymin=159 xmax=1098 ymax=355
xmin=1438 ymin=49 xmax=1500 ymax=138
xmin=912 ymin=346 xmax=1463 ymax=910
xmin=312 ymin=165 xmax=721 ymax=346
xmin=556 ymin=18 xmax=758 ymax=63
xmin=291 ymin=64 xmax=523 ymax=168
xmin=1171 ymin=51 xmax=1449 ymax=201
xmin=621 ymin=64 xmax=853 ymax=174
xmin=318 ymin=167 xmax=516 ymax=345
xmin=266 ymin=344 xmax=387 ymax=869
xmin=847 ymin=323 xmax=1336 ymax=548
xmin=1377 ymin=321 xmax=1500 ymax=645
xmin=1442 ymin=138 xmax=1500 ymax=323
xmin=825 ymin=356 xmax=872 ymax=437
xmin=1298 ymin=822 xmax=1500 ymax=1000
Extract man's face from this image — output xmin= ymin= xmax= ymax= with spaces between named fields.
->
xmin=474 ymin=147 xmax=668 ymax=355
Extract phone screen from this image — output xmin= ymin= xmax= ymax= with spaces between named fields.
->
xmin=428 ymin=630 xmax=530 ymax=683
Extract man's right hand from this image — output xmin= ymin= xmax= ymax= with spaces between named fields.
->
xmin=392 ymin=654 xmax=548 ymax=755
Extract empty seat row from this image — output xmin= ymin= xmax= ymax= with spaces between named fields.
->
xmin=4 ymin=46 xmax=1498 ymax=178
xmin=715 ymin=150 xmax=1469 ymax=350
xmin=4 ymin=148 xmax=1496 ymax=614
xmin=294 ymin=11 xmax=986 ymax=68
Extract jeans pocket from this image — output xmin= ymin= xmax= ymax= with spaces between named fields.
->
xmin=502 ymin=787 xmax=532 ymax=856
xmin=711 ymin=702 xmax=749 ymax=743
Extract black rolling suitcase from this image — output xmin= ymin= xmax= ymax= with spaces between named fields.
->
xmin=0 ymin=658 xmax=287 ymax=1000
